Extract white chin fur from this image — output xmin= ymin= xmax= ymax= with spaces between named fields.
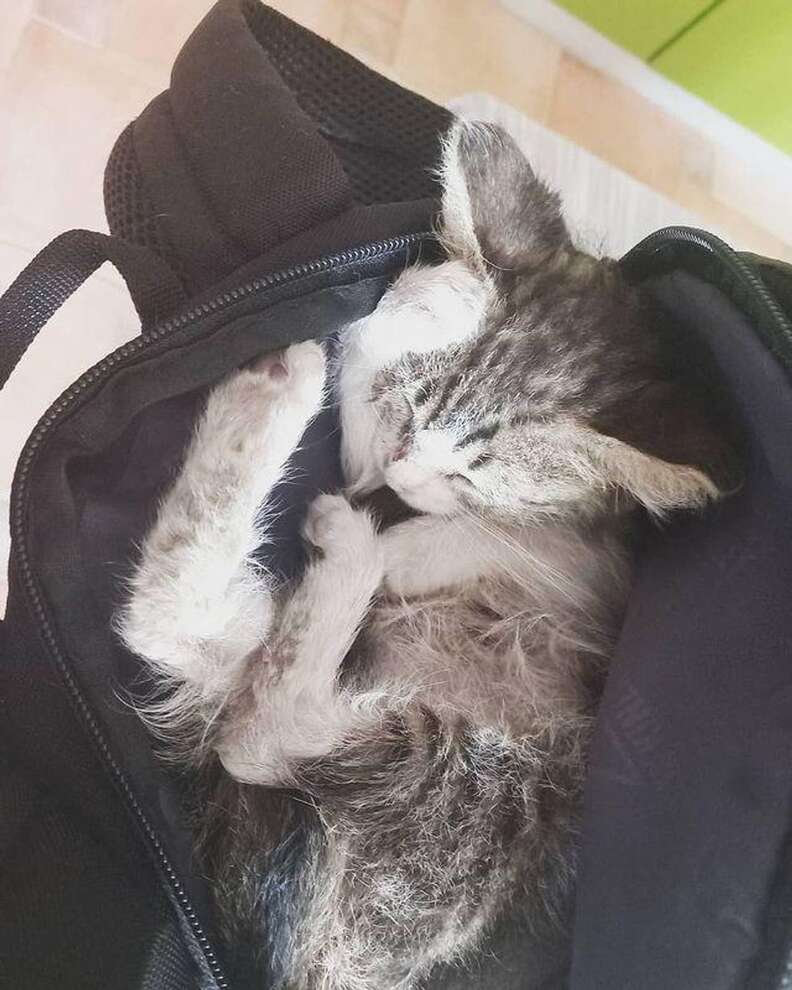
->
xmin=384 ymin=462 xmax=460 ymax=516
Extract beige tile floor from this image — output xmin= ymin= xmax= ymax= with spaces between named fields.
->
xmin=2 ymin=0 xmax=792 ymax=609
xmin=1 ymin=0 xmax=791 ymax=268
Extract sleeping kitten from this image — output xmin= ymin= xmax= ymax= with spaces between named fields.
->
xmin=118 ymin=122 xmax=734 ymax=989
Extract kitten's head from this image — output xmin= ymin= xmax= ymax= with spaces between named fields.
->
xmin=363 ymin=121 xmax=737 ymax=523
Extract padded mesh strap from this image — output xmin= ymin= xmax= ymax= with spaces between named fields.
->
xmin=0 ymin=229 xmax=186 ymax=390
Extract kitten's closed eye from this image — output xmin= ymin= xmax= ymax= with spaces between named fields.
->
xmin=468 ymin=452 xmax=493 ymax=470
xmin=447 ymin=472 xmax=474 ymax=487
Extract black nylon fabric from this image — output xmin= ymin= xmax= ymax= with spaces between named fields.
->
xmin=571 ymin=272 xmax=792 ymax=990
xmin=104 ymin=0 xmax=451 ymax=295
xmin=3 ymin=3 xmax=792 ymax=989
xmin=1 ymin=575 xmax=218 ymax=990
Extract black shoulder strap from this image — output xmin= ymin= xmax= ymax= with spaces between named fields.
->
xmin=0 ymin=229 xmax=187 ymax=390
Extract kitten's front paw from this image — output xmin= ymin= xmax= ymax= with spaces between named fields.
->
xmin=302 ymin=493 xmax=378 ymax=556
xmin=196 ymin=340 xmax=326 ymax=473
xmin=248 ymin=339 xmax=326 ymax=406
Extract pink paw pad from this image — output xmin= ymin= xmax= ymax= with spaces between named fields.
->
xmin=249 ymin=351 xmax=289 ymax=381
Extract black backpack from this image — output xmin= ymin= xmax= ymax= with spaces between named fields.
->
xmin=2 ymin=4 xmax=792 ymax=988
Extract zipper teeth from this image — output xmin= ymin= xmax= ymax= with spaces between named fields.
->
xmin=143 ymin=235 xmax=425 ymax=344
xmin=11 ymin=232 xmax=428 ymax=990
xmin=12 ymin=480 xmax=230 ymax=986
xmin=14 ymin=225 xmax=791 ymax=986
xmin=623 ymin=224 xmax=792 ymax=358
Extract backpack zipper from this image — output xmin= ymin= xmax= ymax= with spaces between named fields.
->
xmin=12 ymin=226 xmax=792 ymax=989
xmin=10 ymin=231 xmax=430 ymax=990
xmin=622 ymin=225 xmax=792 ymax=369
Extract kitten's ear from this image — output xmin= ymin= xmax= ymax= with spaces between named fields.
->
xmin=591 ymin=383 xmax=740 ymax=515
xmin=440 ymin=120 xmax=570 ymax=272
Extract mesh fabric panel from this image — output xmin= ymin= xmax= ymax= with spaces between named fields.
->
xmin=104 ymin=124 xmax=180 ymax=274
xmin=103 ymin=3 xmax=451 ymax=271
xmin=244 ymin=2 xmax=450 ymax=206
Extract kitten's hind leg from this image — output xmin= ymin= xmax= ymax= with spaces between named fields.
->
xmin=118 ymin=341 xmax=326 ymax=737
xmin=216 ymin=494 xmax=384 ymax=786
xmin=291 ymin=710 xmax=581 ymax=989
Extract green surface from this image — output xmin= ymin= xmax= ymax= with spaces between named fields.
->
xmin=554 ymin=0 xmax=713 ymax=59
xmin=653 ymin=0 xmax=792 ymax=155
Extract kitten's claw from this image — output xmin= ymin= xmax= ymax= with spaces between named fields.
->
xmin=247 ymin=339 xmax=326 ymax=404
xmin=302 ymin=494 xmax=378 ymax=555
xmin=249 ymin=350 xmax=289 ymax=381
xmin=198 ymin=341 xmax=325 ymax=471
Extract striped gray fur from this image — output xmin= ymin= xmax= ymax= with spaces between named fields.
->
xmin=119 ymin=121 xmax=738 ymax=990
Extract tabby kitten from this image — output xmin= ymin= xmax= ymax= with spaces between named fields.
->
xmin=119 ymin=122 xmax=733 ymax=989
